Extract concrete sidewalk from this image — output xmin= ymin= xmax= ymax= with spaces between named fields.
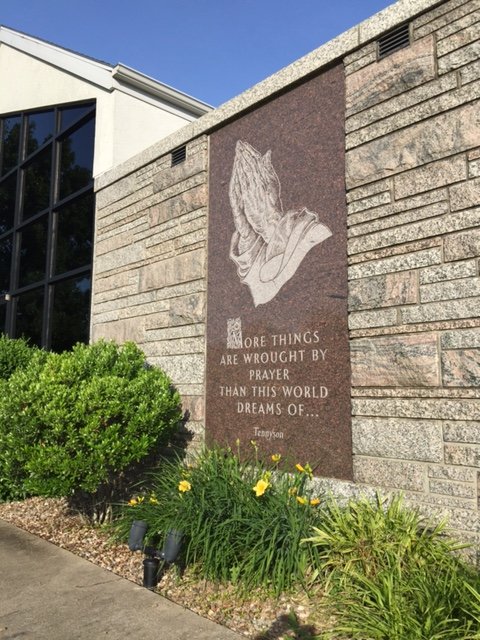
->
xmin=0 ymin=519 xmax=243 ymax=640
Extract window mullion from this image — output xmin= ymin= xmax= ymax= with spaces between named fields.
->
xmin=43 ymin=112 xmax=60 ymax=350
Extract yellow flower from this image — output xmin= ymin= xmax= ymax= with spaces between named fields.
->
xmin=295 ymin=462 xmax=313 ymax=478
xmin=271 ymin=453 xmax=281 ymax=463
xmin=137 ymin=496 xmax=144 ymax=504
xmin=128 ymin=498 xmax=137 ymax=506
xmin=149 ymin=496 xmax=159 ymax=505
xmin=253 ymin=478 xmax=270 ymax=497
xmin=296 ymin=496 xmax=307 ymax=505
xmin=310 ymin=498 xmax=321 ymax=506
xmin=178 ymin=480 xmax=192 ymax=493
xmin=288 ymin=487 xmax=298 ymax=496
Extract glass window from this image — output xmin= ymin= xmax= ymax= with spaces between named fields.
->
xmin=59 ymin=118 xmax=94 ymax=200
xmin=0 ymin=101 xmax=95 ymax=350
xmin=19 ymin=217 xmax=48 ymax=287
xmin=51 ymin=276 xmax=91 ymax=352
xmin=55 ymin=193 xmax=94 ymax=274
xmin=0 ymin=237 xmax=13 ymax=294
xmin=26 ymin=110 xmax=55 ymax=156
xmin=0 ymin=173 xmax=17 ymax=233
xmin=15 ymin=287 xmax=44 ymax=347
xmin=1 ymin=116 xmax=21 ymax=176
xmin=60 ymin=104 xmax=93 ymax=131
xmin=22 ymin=147 xmax=52 ymax=220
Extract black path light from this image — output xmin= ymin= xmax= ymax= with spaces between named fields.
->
xmin=128 ymin=520 xmax=183 ymax=589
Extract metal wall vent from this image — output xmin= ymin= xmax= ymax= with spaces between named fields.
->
xmin=171 ymin=145 xmax=186 ymax=166
xmin=378 ymin=23 xmax=410 ymax=59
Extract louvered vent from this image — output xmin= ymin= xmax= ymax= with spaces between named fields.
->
xmin=378 ymin=23 xmax=410 ymax=59
xmin=171 ymin=145 xmax=186 ymax=166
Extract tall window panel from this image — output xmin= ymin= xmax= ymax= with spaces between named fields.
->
xmin=0 ymin=101 xmax=95 ymax=350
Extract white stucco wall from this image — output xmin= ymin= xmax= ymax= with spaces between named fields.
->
xmin=0 ymin=38 xmax=205 ymax=176
xmin=111 ymin=90 xmax=193 ymax=174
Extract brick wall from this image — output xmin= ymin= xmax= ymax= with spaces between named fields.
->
xmin=92 ymin=136 xmax=209 ymax=444
xmin=345 ymin=0 xmax=480 ymax=539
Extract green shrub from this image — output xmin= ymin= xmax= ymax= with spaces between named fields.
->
xmin=304 ymin=494 xmax=480 ymax=639
xmin=0 ymin=334 xmax=42 ymax=380
xmin=0 ymin=349 xmax=49 ymax=499
xmin=116 ymin=444 xmax=323 ymax=594
xmin=0 ymin=340 xmax=182 ymax=518
xmin=331 ymin=561 xmax=480 ymax=640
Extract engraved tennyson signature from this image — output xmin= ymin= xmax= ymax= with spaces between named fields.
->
xmin=229 ymin=140 xmax=332 ymax=306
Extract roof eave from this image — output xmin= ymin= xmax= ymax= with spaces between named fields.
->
xmin=112 ymin=64 xmax=213 ymax=117
xmin=0 ymin=25 xmax=113 ymax=90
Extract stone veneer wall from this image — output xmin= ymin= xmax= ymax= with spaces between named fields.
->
xmin=92 ymin=136 xmax=209 ymax=445
xmin=93 ymin=0 xmax=479 ymax=540
xmin=345 ymin=0 xmax=480 ymax=540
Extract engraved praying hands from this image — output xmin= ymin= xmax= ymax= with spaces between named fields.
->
xmin=229 ymin=140 xmax=332 ymax=306
xmin=230 ymin=142 xmax=282 ymax=251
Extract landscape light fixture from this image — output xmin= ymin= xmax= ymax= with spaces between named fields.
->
xmin=128 ymin=520 xmax=183 ymax=589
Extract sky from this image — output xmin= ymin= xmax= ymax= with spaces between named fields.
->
xmin=1 ymin=0 xmax=396 ymax=107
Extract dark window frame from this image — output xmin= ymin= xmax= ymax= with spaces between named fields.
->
xmin=0 ymin=100 xmax=96 ymax=350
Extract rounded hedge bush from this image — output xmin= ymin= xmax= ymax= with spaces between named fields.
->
xmin=0 ymin=340 xmax=182 ymax=519
xmin=0 ymin=334 xmax=42 ymax=380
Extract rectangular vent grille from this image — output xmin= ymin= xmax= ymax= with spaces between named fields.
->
xmin=378 ymin=23 xmax=410 ymax=59
xmin=171 ymin=145 xmax=186 ymax=166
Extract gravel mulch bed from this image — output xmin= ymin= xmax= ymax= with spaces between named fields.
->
xmin=0 ymin=497 xmax=335 ymax=639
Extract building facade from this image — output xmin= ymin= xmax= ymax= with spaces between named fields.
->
xmin=0 ymin=26 xmax=210 ymax=349
xmin=2 ymin=1 xmax=480 ymax=545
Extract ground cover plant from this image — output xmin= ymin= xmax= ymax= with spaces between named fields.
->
xmin=116 ymin=443 xmax=324 ymax=595
xmin=305 ymin=494 xmax=480 ymax=639
xmin=117 ymin=448 xmax=480 ymax=639
xmin=0 ymin=339 xmax=182 ymax=520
